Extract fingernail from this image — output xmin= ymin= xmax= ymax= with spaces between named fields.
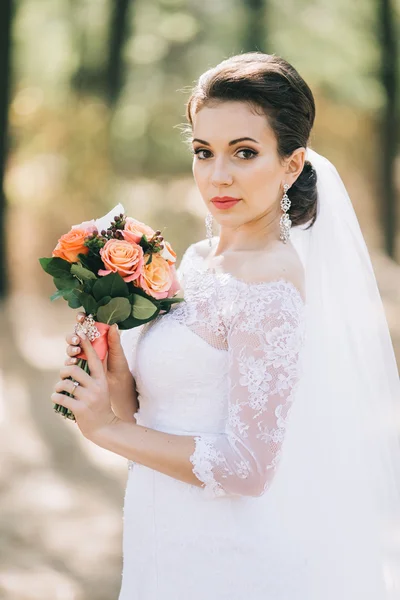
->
xmin=72 ymin=336 xmax=79 ymax=344
xmin=113 ymin=323 xmax=119 ymax=330
xmin=71 ymin=357 xmax=78 ymax=363
xmin=73 ymin=347 xmax=80 ymax=353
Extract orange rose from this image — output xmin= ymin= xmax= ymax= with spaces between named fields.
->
xmin=122 ymin=217 xmax=155 ymax=244
xmin=98 ymin=239 xmax=144 ymax=283
xmin=138 ymin=253 xmax=177 ymax=299
xmin=52 ymin=228 xmax=91 ymax=263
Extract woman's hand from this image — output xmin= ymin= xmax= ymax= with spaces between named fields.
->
xmin=65 ymin=312 xmax=139 ymax=422
xmin=52 ymin=329 xmax=121 ymax=440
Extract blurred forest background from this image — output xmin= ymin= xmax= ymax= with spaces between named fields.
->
xmin=0 ymin=1 xmax=400 ymax=599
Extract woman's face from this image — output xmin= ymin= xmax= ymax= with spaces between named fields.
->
xmin=191 ymin=101 xmax=304 ymax=235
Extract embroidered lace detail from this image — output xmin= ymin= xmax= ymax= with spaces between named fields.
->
xmin=189 ymin=437 xmax=227 ymax=499
xmin=177 ymin=241 xmax=306 ymax=498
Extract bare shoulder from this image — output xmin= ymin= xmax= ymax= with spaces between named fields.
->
xmin=242 ymin=243 xmax=305 ymax=302
xmin=195 ymin=237 xmax=305 ymax=302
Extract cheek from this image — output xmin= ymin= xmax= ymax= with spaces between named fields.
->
xmin=192 ymin=161 xmax=207 ymax=190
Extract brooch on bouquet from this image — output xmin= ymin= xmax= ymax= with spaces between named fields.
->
xmin=39 ymin=203 xmax=184 ymax=421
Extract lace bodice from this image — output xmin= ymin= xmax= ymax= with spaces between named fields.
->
xmin=121 ymin=239 xmax=306 ymax=500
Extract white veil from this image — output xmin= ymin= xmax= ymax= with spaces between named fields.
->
xmin=272 ymin=148 xmax=400 ymax=598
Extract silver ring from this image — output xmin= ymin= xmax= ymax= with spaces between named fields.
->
xmin=71 ymin=380 xmax=80 ymax=397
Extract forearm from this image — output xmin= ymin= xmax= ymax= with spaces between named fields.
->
xmin=110 ymin=378 xmax=139 ymax=423
xmin=92 ymin=420 xmax=202 ymax=488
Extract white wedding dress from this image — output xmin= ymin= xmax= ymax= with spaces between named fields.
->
xmin=118 ymin=237 xmax=308 ymax=600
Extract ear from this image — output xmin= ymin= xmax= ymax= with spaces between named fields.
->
xmin=285 ymin=147 xmax=306 ymax=187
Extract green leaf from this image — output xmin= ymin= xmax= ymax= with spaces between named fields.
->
xmin=71 ymin=263 xmax=97 ymax=281
xmin=74 ymin=291 xmax=98 ymax=315
xmin=92 ymin=272 xmax=129 ymax=301
xmin=78 ymin=252 xmax=104 ymax=274
xmin=39 ymin=257 xmax=71 ymax=277
xmin=131 ymin=294 xmax=158 ymax=320
xmin=50 ymin=289 xmax=65 ymax=301
xmin=53 ymin=275 xmax=77 ymax=290
xmin=97 ymin=295 xmax=112 ymax=307
xmin=97 ymin=297 xmax=131 ymax=325
xmin=64 ymin=289 xmax=82 ymax=309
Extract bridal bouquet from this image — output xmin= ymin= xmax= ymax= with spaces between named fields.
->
xmin=39 ymin=203 xmax=184 ymax=421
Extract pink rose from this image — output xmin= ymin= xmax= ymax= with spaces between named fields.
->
xmin=98 ymin=239 xmax=144 ymax=283
xmin=122 ymin=217 xmax=155 ymax=245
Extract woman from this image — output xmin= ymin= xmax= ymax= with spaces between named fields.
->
xmin=52 ymin=53 xmax=400 ymax=599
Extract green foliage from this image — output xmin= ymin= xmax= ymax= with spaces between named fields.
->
xmin=92 ymin=272 xmax=129 ymax=301
xmin=97 ymin=297 xmax=131 ymax=325
xmin=131 ymin=294 xmax=158 ymax=320
xmin=71 ymin=263 xmax=98 ymax=281
xmin=39 ymin=257 xmax=71 ymax=278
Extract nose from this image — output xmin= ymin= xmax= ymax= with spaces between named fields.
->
xmin=210 ymin=157 xmax=233 ymax=187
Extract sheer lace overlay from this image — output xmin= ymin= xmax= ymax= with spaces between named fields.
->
xmin=175 ymin=242 xmax=306 ymax=499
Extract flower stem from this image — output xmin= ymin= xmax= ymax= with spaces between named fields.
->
xmin=53 ymin=358 xmax=90 ymax=421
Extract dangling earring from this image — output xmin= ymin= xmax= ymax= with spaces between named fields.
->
xmin=205 ymin=212 xmax=214 ymax=247
xmin=280 ymin=183 xmax=291 ymax=244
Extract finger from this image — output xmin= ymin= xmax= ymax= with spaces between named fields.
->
xmin=76 ymin=331 xmax=103 ymax=379
xmin=59 ymin=364 xmax=92 ymax=387
xmin=67 ymin=344 xmax=82 ymax=357
xmin=54 ymin=378 xmax=85 ymax=399
xmin=76 ymin=312 xmax=86 ymax=323
xmin=66 ymin=333 xmax=81 ymax=346
xmin=51 ymin=391 xmax=81 ymax=415
xmin=64 ymin=357 xmax=78 ymax=366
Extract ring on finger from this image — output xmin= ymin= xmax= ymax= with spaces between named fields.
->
xmin=71 ymin=380 xmax=80 ymax=397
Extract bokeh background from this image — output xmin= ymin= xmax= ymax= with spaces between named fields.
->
xmin=0 ymin=1 xmax=399 ymax=598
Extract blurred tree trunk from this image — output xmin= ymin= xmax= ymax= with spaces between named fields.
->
xmin=378 ymin=0 xmax=398 ymax=259
xmin=106 ymin=0 xmax=133 ymax=105
xmin=242 ymin=0 xmax=267 ymax=53
xmin=0 ymin=0 xmax=12 ymax=299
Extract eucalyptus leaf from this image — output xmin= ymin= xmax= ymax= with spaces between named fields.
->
xmin=131 ymin=294 xmax=158 ymax=320
xmin=97 ymin=295 xmax=112 ymax=308
xmin=74 ymin=291 xmax=98 ymax=315
xmin=71 ymin=263 xmax=97 ymax=281
xmin=39 ymin=257 xmax=71 ymax=278
xmin=53 ymin=275 xmax=77 ymax=290
xmin=97 ymin=297 xmax=131 ymax=325
xmin=50 ymin=289 xmax=65 ymax=301
xmin=64 ymin=289 xmax=83 ymax=309
xmin=92 ymin=272 xmax=129 ymax=301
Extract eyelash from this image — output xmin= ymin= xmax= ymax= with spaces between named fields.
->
xmin=192 ymin=148 xmax=258 ymax=160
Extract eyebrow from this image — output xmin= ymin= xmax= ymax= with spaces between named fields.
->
xmin=191 ymin=137 xmax=260 ymax=146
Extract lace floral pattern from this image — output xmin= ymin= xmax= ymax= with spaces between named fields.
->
xmin=177 ymin=242 xmax=306 ymax=498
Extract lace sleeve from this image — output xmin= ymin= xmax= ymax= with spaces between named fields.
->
xmin=189 ymin=283 xmax=305 ymax=498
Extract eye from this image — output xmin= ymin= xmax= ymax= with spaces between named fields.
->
xmin=192 ymin=148 xmax=212 ymax=160
xmin=236 ymin=148 xmax=258 ymax=160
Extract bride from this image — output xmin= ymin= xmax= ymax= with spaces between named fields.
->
xmin=52 ymin=53 xmax=400 ymax=599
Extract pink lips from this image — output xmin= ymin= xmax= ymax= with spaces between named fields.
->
xmin=211 ymin=196 xmax=241 ymax=210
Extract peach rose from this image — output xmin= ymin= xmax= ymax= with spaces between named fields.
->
xmin=52 ymin=228 xmax=92 ymax=263
xmin=137 ymin=253 xmax=179 ymax=299
xmin=122 ymin=217 xmax=155 ymax=245
xmin=160 ymin=240 xmax=177 ymax=265
xmin=167 ymin=264 xmax=181 ymax=298
xmin=98 ymin=239 xmax=144 ymax=283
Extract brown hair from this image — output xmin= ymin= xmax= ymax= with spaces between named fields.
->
xmin=186 ymin=52 xmax=318 ymax=229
